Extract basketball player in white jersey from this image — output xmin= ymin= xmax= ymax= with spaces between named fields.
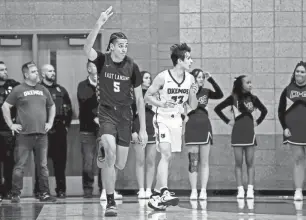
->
xmin=144 ymin=43 xmax=199 ymax=210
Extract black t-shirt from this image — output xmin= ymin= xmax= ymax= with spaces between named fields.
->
xmin=0 ymin=79 xmax=20 ymax=131
xmin=77 ymin=78 xmax=99 ymax=133
xmin=90 ymin=51 xmax=142 ymax=107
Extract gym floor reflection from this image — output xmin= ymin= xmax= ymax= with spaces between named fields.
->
xmin=0 ymin=196 xmax=304 ymax=220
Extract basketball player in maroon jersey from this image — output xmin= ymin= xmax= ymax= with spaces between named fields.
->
xmin=214 ymin=75 xmax=267 ymax=199
xmin=278 ymin=61 xmax=306 ymax=201
xmin=83 ymin=6 xmax=148 ymax=217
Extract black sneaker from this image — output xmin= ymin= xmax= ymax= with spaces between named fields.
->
xmin=83 ymin=193 xmax=93 ymax=198
xmin=40 ymin=193 xmax=56 ymax=202
xmin=11 ymin=194 xmax=20 ymax=203
xmin=34 ymin=192 xmax=41 ymax=199
xmin=56 ymin=191 xmax=66 ymax=198
xmin=105 ymin=200 xmax=117 ymax=217
xmin=4 ymin=191 xmax=12 ymax=200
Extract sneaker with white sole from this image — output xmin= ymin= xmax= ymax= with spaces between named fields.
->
xmin=148 ymin=194 xmax=167 ymax=211
xmin=104 ymin=200 xmax=117 ymax=217
xmin=237 ymin=188 xmax=245 ymax=199
xmin=294 ymin=189 xmax=303 ymax=201
xmin=199 ymin=190 xmax=207 ymax=200
xmin=138 ymin=189 xmax=146 ymax=199
xmin=190 ymin=190 xmax=198 ymax=200
xmin=159 ymin=190 xmax=179 ymax=207
xmin=246 ymin=188 xmax=254 ymax=199
xmin=145 ymin=189 xmax=152 ymax=199
xmin=114 ymin=191 xmax=122 ymax=200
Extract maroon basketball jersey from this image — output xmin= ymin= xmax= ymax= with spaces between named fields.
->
xmin=98 ymin=53 xmax=134 ymax=107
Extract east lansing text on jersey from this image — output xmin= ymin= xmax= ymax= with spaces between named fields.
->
xmin=105 ymin=72 xmax=130 ymax=81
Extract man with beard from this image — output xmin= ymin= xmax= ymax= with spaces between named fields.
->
xmin=0 ymin=61 xmax=19 ymax=201
xmin=33 ymin=64 xmax=72 ymax=198
xmin=2 ymin=61 xmax=56 ymax=203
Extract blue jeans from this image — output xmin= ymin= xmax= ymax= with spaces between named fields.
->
xmin=80 ymin=132 xmax=102 ymax=193
xmin=12 ymin=134 xmax=50 ymax=195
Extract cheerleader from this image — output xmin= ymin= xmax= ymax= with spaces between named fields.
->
xmin=132 ymin=71 xmax=156 ymax=199
xmin=184 ymin=69 xmax=223 ymax=200
xmin=278 ymin=61 xmax=306 ymax=201
xmin=214 ymin=75 xmax=267 ymax=199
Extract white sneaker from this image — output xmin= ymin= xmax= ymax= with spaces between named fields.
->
xmin=246 ymin=188 xmax=254 ymax=199
xmin=294 ymin=190 xmax=303 ymax=201
xmin=160 ymin=190 xmax=179 ymax=207
xmin=237 ymin=188 xmax=245 ymax=199
xmin=190 ymin=190 xmax=198 ymax=200
xmin=100 ymin=190 xmax=122 ymax=200
xmin=114 ymin=191 xmax=123 ymax=200
xmin=100 ymin=189 xmax=106 ymax=201
xmin=148 ymin=195 xmax=167 ymax=211
xmin=199 ymin=189 xmax=207 ymax=200
xmin=138 ymin=189 xmax=146 ymax=199
xmin=145 ymin=189 xmax=152 ymax=199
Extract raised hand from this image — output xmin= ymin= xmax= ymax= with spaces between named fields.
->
xmin=190 ymin=83 xmax=199 ymax=95
xmin=99 ymin=6 xmax=114 ymax=24
xmin=204 ymin=72 xmax=212 ymax=79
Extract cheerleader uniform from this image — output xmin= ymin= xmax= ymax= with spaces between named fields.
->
xmin=132 ymin=89 xmax=155 ymax=143
xmin=278 ymin=83 xmax=306 ymax=145
xmin=185 ymin=77 xmax=223 ymax=145
xmin=214 ymin=93 xmax=267 ymax=147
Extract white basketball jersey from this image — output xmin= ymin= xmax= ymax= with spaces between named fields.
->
xmin=156 ymin=70 xmax=193 ymax=115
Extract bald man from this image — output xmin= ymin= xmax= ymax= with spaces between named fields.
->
xmin=34 ymin=64 xmax=72 ymax=198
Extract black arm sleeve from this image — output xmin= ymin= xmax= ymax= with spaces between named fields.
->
xmin=253 ymin=96 xmax=268 ymax=125
xmin=278 ymin=88 xmax=288 ymax=130
xmin=207 ymin=77 xmax=224 ymax=99
xmin=214 ymin=96 xmax=233 ymax=124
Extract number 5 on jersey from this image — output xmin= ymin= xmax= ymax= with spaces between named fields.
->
xmin=114 ymin=81 xmax=120 ymax=92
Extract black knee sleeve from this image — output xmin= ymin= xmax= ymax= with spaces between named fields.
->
xmin=188 ymin=152 xmax=199 ymax=173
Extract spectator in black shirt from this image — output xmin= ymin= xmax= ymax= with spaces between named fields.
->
xmin=77 ymin=61 xmax=102 ymax=198
xmin=0 ymin=61 xmax=19 ymax=201
xmin=33 ymin=64 xmax=72 ymax=199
